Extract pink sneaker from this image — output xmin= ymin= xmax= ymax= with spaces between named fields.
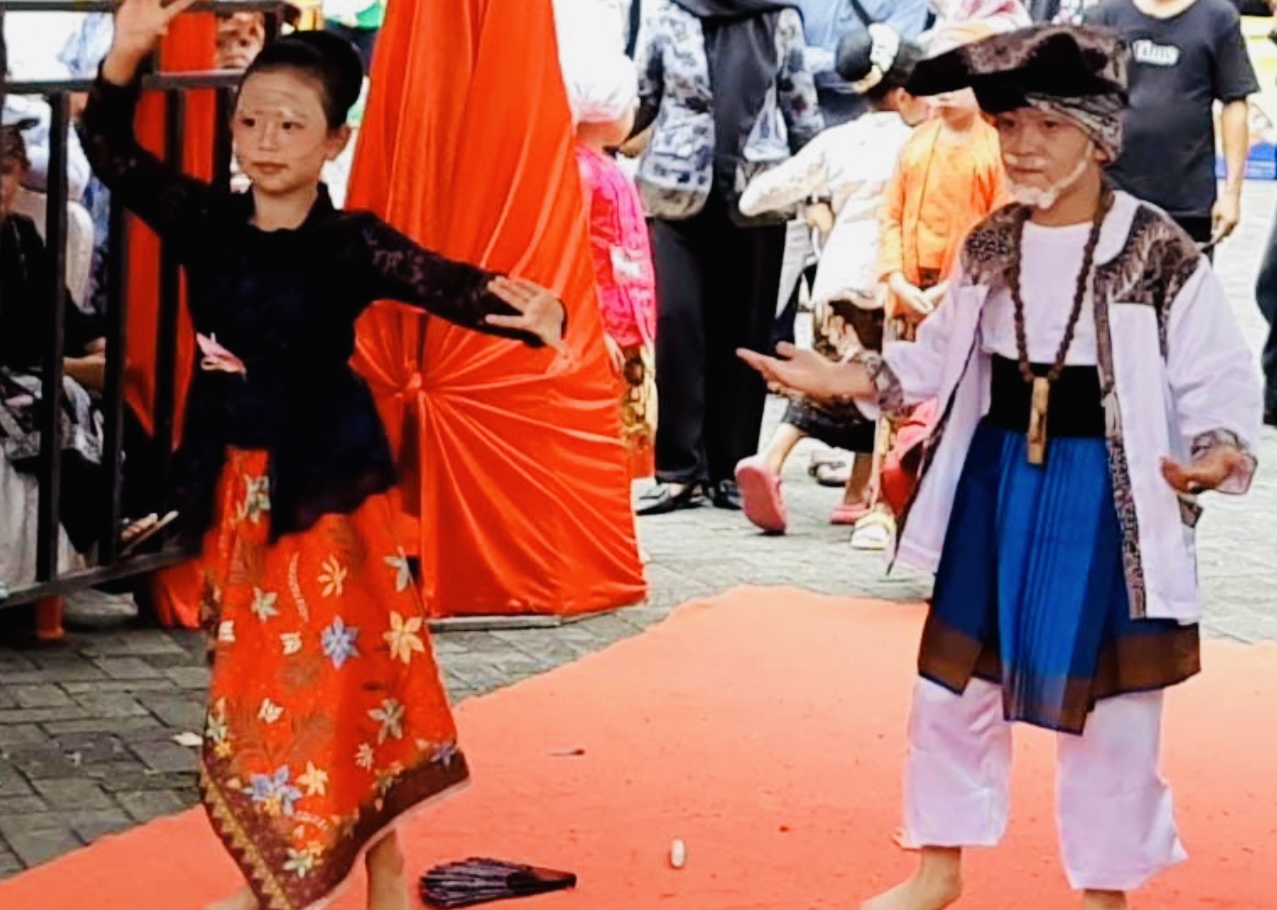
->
xmin=735 ymin=457 xmax=787 ymax=534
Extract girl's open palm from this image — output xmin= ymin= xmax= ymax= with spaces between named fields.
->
xmin=112 ymin=0 xmax=201 ymax=62
xmin=485 ymin=277 xmax=568 ymax=353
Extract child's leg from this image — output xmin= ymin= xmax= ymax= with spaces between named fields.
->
xmin=366 ymin=831 xmax=411 ymax=910
xmin=759 ymin=422 xmax=805 ymax=475
xmin=862 ymin=678 xmax=1012 ymax=909
xmin=843 ymin=453 xmax=874 ymax=505
xmin=1057 ymin=691 xmax=1184 ymax=902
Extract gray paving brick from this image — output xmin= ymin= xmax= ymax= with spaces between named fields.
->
xmin=66 ymin=808 xmax=133 ymax=843
xmin=0 ymin=816 xmax=81 ymax=868
xmin=40 ymin=715 xmax=165 ymax=737
xmin=115 ymin=789 xmax=189 ymax=824
xmin=0 ymin=724 xmax=50 ymax=749
xmin=90 ymin=658 xmax=164 ymax=681
xmin=59 ymin=679 xmax=185 ymax=696
xmin=0 ymin=708 xmax=90 ymax=725
xmin=32 ymin=779 xmax=114 ymax=812
xmin=128 ymin=741 xmax=198 ymax=774
xmin=0 ymin=847 xmax=22 ymax=877
xmin=162 ymin=666 xmax=212 ymax=690
xmin=9 ymin=686 xmax=75 ymax=710
xmin=134 ymin=694 xmax=206 ymax=731
xmin=0 ymin=764 xmax=34 ymax=799
xmin=52 ymin=733 xmax=130 ymax=767
xmin=79 ymin=634 xmax=186 ymax=659
xmin=70 ymin=692 xmax=149 ymax=719
xmin=0 ymin=796 xmax=47 ymax=814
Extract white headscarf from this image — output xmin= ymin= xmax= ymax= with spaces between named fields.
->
xmin=565 ymin=51 xmax=639 ymax=125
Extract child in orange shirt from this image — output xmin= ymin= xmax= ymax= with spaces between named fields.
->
xmin=854 ymin=23 xmax=1006 ymax=552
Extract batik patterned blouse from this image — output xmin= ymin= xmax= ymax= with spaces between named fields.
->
xmin=77 ymin=75 xmax=544 ymax=543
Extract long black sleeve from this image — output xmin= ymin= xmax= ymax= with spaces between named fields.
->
xmin=76 ymin=74 xmax=216 ymax=259
xmin=357 ymin=216 xmax=547 ymax=347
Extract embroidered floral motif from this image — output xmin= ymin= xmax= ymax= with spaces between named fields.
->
xmin=1093 ymin=287 xmax=1149 ymax=619
xmin=1093 ymin=205 xmax=1201 ymax=357
xmin=249 ymin=766 xmax=304 ymax=818
xmin=851 ymin=351 xmax=909 ymax=420
xmin=369 ymin=699 xmax=406 ymax=744
xmin=635 ymin=0 xmax=822 ymax=220
xmin=250 ymin=587 xmax=279 ymax=622
xmin=238 ymin=476 xmax=271 ymax=524
xmin=320 ymin=617 xmax=360 ymax=669
xmin=298 ymin=762 xmax=329 ymax=798
xmin=384 ymin=612 xmax=427 ymax=665
xmin=384 ymin=550 xmax=412 ymax=593
xmin=196 ymin=454 xmax=467 ymax=910
xmin=318 ymin=556 xmax=348 ymax=598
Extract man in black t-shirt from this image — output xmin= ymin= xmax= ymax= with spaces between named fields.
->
xmin=1084 ymin=0 xmax=1257 ymax=249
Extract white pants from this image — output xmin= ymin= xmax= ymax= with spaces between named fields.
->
xmin=903 ymin=678 xmax=1187 ymax=891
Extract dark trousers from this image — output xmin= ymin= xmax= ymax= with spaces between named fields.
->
xmin=1254 ymin=216 xmax=1277 ymax=416
xmin=1173 ymin=215 xmax=1214 ymax=261
xmin=649 ymin=194 xmax=786 ymax=486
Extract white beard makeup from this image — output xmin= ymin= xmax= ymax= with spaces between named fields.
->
xmin=1005 ymin=152 xmax=1092 ymax=211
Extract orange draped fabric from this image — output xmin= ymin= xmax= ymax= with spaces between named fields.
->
xmin=347 ymin=0 xmax=646 ymax=617
xmin=130 ymin=17 xmax=218 ymax=629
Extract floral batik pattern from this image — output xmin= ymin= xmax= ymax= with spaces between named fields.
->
xmin=619 ymin=343 xmax=657 ymax=480
xmin=197 ymin=449 xmax=468 ymax=910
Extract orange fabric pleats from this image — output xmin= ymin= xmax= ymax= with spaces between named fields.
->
xmin=347 ymin=0 xmax=646 ymax=618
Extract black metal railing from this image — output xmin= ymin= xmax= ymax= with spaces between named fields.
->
xmin=0 ymin=0 xmax=290 ymax=611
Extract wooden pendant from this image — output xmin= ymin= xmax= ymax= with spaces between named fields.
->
xmin=1027 ymin=377 xmax=1050 ymax=465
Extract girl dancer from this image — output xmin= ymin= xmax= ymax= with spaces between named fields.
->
xmin=79 ymin=3 xmax=566 ymax=909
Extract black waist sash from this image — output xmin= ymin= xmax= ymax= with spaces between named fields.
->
xmin=986 ymin=355 xmax=1105 ymax=438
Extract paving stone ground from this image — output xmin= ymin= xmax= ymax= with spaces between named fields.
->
xmin=2 ymin=185 xmax=1276 ymax=877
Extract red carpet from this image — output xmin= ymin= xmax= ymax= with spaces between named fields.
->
xmin=2 ymin=588 xmax=1273 ymax=908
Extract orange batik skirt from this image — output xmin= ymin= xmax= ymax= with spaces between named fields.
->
xmin=196 ymin=450 xmax=468 ymax=910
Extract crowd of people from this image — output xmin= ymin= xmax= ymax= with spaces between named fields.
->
xmin=0 ymin=0 xmax=1271 ymax=909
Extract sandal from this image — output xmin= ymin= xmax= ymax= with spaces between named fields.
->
xmin=119 ymin=510 xmax=179 ymax=557
xmin=814 ymin=461 xmax=852 ymax=487
xmin=735 ymin=456 xmax=787 ymax=534
xmin=850 ymin=510 xmax=895 ymax=552
xmin=830 ymin=502 xmax=872 ymax=526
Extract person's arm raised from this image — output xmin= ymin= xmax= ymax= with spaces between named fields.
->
xmin=77 ymin=0 xmax=214 ymax=255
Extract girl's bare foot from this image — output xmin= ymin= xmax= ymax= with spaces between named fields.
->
xmin=861 ymin=847 xmax=962 ymax=910
xmin=203 ymin=888 xmax=258 ymax=910
xmin=1082 ymin=891 xmax=1128 ymax=910
xmin=366 ymin=832 xmax=411 ymax=910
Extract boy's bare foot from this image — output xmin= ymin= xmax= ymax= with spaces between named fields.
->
xmin=203 ymin=888 xmax=258 ymax=910
xmin=1082 ymin=891 xmax=1128 ymax=910
xmin=861 ymin=847 xmax=962 ymax=910
xmin=366 ymin=832 xmax=411 ymax=910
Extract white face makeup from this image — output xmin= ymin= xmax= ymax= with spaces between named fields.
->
xmin=232 ymin=70 xmax=349 ymax=199
xmin=995 ymin=108 xmax=1101 ymax=211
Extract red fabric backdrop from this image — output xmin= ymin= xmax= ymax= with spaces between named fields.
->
xmin=346 ymin=0 xmax=646 ymax=617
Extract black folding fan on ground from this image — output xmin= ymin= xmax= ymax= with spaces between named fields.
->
xmin=420 ymin=858 xmax=577 ymax=908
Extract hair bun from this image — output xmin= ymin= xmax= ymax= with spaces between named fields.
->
xmin=281 ymin=29 xmax=365 ymax=112
xmin=835 ymin=31 xmax=875 ymax=84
